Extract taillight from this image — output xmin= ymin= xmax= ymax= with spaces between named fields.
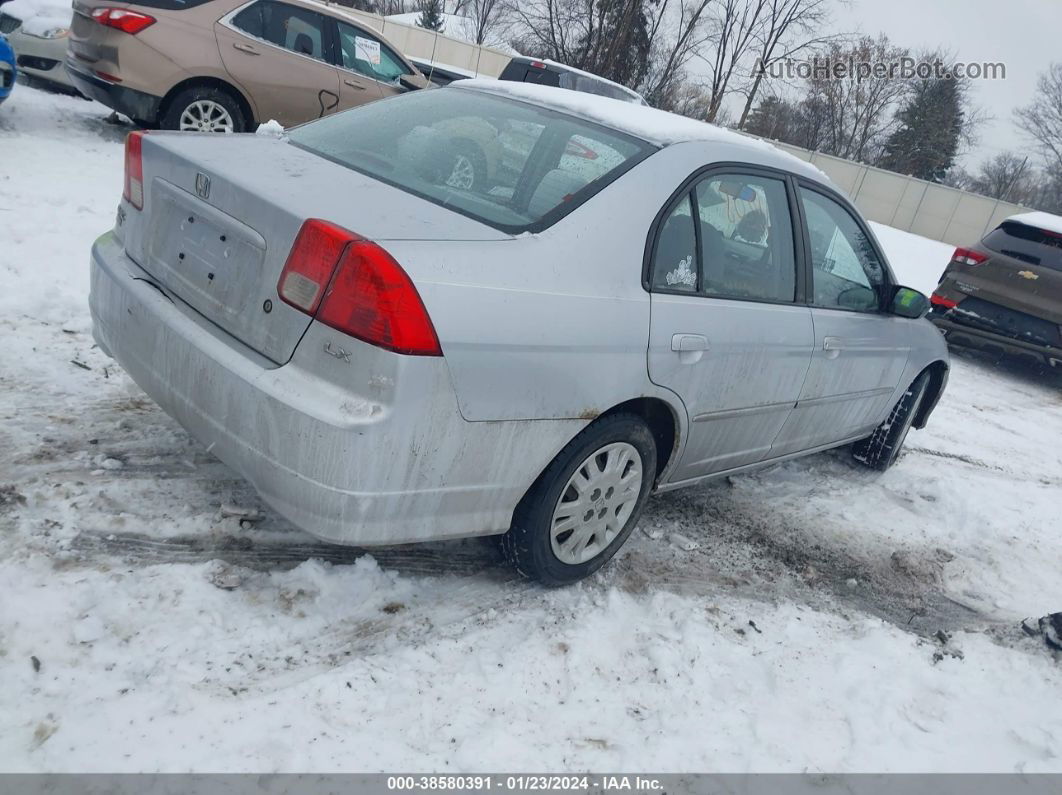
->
xmin=277 ymin=221 xmax=351 ymax=314
xmin=91 ymin=7 xmax=156 ymax=34
xmin=123 ymin=130 xmax=144 ymax=210
xmin=931 ymin=293 xmax=958 ymax=309
xmin=952 ymin=247 xmax=988 ymax=266
xmin=277 ymin=220 xmax=442 ymax=357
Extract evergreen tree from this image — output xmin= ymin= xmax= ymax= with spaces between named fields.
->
xmin=575 ymin=0 xmax=653 ymax=89
xmin=744 ymin=96 xmax=797 ymax=141
xmin=417 ymin=0 xmax=444 ymax=32
xmin=878 ymin=74 xmax=965 ymax=182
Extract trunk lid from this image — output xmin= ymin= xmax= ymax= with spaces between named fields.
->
xmin=68 ymin=0 xmax=132 ymax=71
xmin=126 ymin=133 xmax=507 ymax=365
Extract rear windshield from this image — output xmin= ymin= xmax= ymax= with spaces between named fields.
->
xmin=983 ymin=221 xmax=1062 ymax=271
xmin=558 ymin=72 xmax=642 ymax=103
xmin=286 ymin=88 xmax=654 ymax=233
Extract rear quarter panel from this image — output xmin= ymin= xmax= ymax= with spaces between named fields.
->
xmin=386 ymin=140 xmax=803 ymax=431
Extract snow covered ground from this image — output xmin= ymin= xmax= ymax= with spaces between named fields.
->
xmin=1 ymin=85 xmax=1061 ymax=774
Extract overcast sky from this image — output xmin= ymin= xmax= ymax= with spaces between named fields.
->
xmin=834 ymin=0 xmax=1058 ymax=169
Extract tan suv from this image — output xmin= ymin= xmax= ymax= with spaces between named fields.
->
xmin=66 ymin=0 xmax=427 ymax=131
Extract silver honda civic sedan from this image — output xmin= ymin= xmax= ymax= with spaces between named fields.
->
xmin=88 ymin=80 xmax=949 ymax=585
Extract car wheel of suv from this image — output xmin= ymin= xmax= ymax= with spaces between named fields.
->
xmin=852 ymin=371 xmax=931 ymax=471
xmin=162 ymin=87 xmax=246 ymax=133
xmin=502 ymin=413 xmax=656 ymax=586
xmin=444 ymin=143 xmax=485 ymax=191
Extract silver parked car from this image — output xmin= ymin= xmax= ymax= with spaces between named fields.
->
xmin=88 ymin=80 xmax=949 ymax=585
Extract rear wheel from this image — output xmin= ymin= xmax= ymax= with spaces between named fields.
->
xmin=161 ymin=86 xmax=247 ymax=133
xmin=502 ymin=414 xmax=656 ymax=586
xmin=852 ymin=372 xmax=930 ymax=471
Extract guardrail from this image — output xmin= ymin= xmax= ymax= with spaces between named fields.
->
xmin=769 ymin=142 xmax=1030 ymax=247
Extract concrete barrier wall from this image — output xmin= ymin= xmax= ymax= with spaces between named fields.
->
xmin=341 ymin=9 xmax=511 ymax=77
xmin=769 ymin=142 xmax=1029 ymax=247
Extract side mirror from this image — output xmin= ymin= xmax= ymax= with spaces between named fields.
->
xmin=399 ymin=73 xmax=429 ymax=92
xmin=890 ymin=285 xmax=930 ymax=319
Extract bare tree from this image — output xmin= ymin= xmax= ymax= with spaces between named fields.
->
xmin=698 ymin=0 xmax=767 ymax=122
xmin=969 ymin=152 xmax=1034 ymax=204
xmin=1015 ymin=63 xmax=1062 ymax=173
xmin=640 ymin=0 xmax=714 ymax=106
xmin=736 ymin=0 xmax=840 ymax=129
xmin=800 ymin=35 xmax=911 ymax=162
xmin=373 ymin=0 xmax=411 ymax=16
xmin=464 ymin=0 xmax=507 ymax=44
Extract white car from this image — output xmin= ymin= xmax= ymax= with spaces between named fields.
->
xmin=0 ymin=1 xmax=76 ymax=91
xmin=88 ymin=80 xmax=949 ymax=585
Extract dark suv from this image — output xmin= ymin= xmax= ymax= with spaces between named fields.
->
xmin=930 ymin=213 xmax=1062 ymax=367
xmin=497 ymin=57 xmax=646 ymax=104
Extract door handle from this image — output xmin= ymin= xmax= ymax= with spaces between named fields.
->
xmin=672 ymin=333 xmax=710 ymax=352
xmin=822 ymin=336 xmax=844 ymax=359
xmin=233 ymin=42 xmax=259 ymax=54
xmin=343 ymin=79 xmax=366 ymax=90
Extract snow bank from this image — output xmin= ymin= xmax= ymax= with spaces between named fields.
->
xmin=256 ymin=119 xmax=286 ymax=139
xmin=869 ymin=222 xmax=954 ymax=295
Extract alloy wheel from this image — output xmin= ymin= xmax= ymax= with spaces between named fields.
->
xmin=179 ymin=100 xmax=235 ymax=133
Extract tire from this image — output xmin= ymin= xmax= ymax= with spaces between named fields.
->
xmin=443 ymin=142 xmax=486 ymax=191
xmin=161 ymin=86 xmax=247 ymax=133
xmin=502 ymin=413 xmax=657 ymax=586
xmin=852 ymin=371 xmax=931 ymax=471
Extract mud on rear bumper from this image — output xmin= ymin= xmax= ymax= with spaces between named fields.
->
xmin=88 ymin=232 xmax=572 ymax=546
xmin=66 ymin=61 xmax=160 ymax=121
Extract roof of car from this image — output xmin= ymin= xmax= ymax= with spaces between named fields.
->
xmin=452 ymin=79 xmax=830 ymax=185
xmin=1004 ymin=211 xmax=1062 ymax=237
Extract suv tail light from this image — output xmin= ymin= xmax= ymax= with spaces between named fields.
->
xmin=91 ymin=7 xmax=156 ymax=34
xmin=123 ymin=130 xmax=144 ymax=210
xmin=952 ymin=247 xmax=988 ymax=266
xmin=278 ymin=220 xmax=442 ymax=356
xmin=931 ymin=293 xmax=958 ymax=309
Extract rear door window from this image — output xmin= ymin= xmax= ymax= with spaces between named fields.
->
xmin=650 ymin=195 xmax=698 ymax=293
xmin=983 ymin=222 xmax=1062 ymax=271
xmin=234 ymin=1 xmax=331 ymax=63
xmin=695 ymin=174 xmax=796 ymax=302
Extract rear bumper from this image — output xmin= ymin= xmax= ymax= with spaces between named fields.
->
xmin=89 ymin=231 xmax=568 ymax=545
xmin=930 ymin=312 xmax=1062 ymax=366
xmin=66 ymin=60 xmax=160 ymax=121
